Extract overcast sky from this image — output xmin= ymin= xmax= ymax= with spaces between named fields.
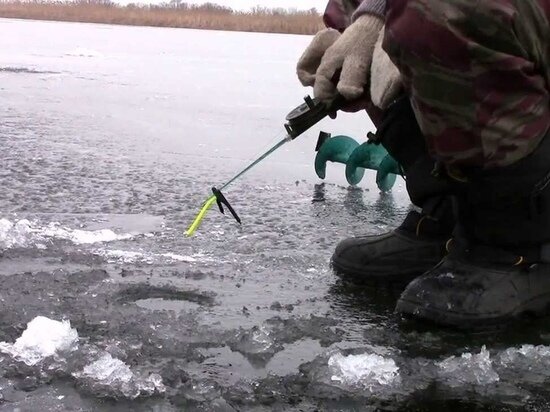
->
xmin=116 ymin=0 xmax=321 ymax=11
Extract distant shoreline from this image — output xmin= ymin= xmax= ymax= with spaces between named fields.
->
xmin=0 ymin=1 xmax=324 ymax=35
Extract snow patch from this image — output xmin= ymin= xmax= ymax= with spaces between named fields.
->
xmin=42 ymin=225 xmax=133 ymax=244
xmin=97 ymin=249 xmax=154 ymax=264
xmin=96 ymin=249 xmax=200 ymax=264
xmin=0 ymin=218 xmax=136 ymax=250
xmin=161 ymin=252 xmax=197 ymax=262
xmin=0 ymin=316 xmax=78 ymax=366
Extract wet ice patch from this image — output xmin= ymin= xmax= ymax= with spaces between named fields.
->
xmin=73 ymin=353 xmax=165 ymax=399
xmin=328 ymin=352 xmax=400 ymax=390
xmin=437 ymin=346 xmax=499 ymax=387
xmin=0 ymin=316 xmax=78 ymax=366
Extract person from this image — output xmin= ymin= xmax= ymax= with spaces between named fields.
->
xmin=296 ymin=0 xmax=550 ymax=328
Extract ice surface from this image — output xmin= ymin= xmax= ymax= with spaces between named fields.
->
xmin=74 ymin=353 xmax=165 ymax=399
xmin=328 ymin=352 xmax=400 ymax=390
xmin=0 ymin=316 xmax=78 ymax=366
xmin=438 ymin=346 xmax=499 ymax=387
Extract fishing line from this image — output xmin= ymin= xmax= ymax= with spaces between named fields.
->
xmin=185 ymin=95 xmax=344 ymax=237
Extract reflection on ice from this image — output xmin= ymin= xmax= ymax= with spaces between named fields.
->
xmin=328 ymin=351 xmax=400 ymax=390
xmin=0 ymin=316 xmax=78 ymax=366
xmin=437 ymin=346 xmax=499 ymax=387
xmin=46 ymin=225 xmax=134 ymax=244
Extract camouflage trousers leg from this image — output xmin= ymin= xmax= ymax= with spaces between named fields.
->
xmin=383 ymin=0 xmax=550 ymax=168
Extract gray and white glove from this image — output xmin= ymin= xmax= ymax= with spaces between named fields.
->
xmin=297 ymin=28 xmax=341 ymax=87
xmin=297 ymin=14 xmax=384 ymax=102
xmin=370 ymin=28 xmax=402 ymax=109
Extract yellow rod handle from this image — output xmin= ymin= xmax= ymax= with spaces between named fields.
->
xmin=185 ymin=195 xmax=217 ymax=237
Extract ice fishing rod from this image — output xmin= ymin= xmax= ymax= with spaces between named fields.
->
xmin=185 ymin=95 xmax=345 ymax=236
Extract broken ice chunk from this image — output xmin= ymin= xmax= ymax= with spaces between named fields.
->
xmin=328 ymin=352 xmax=400 ymax=390
xmin=0 ymin=316 xmax=78 ymax=366
xmin=437 ymin=345 xmax=499 ymax=387
xmin=74 ymin=353 xmax=165 ymax=399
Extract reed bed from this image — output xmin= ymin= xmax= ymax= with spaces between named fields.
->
xmin=0 ymin=1 xmax=324 ymax=34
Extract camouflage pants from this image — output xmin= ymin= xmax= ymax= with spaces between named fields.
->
xmin=384 ymin=0 xmax=550 ymax=168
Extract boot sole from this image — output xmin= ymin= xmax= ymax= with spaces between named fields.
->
xmin=396 ymin=294 xmax=550 ymax=330
xmin=331 ymin=258 xmax=431 ymax=289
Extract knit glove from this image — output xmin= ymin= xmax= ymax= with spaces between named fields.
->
xmin=297 ymin=28 xmax=341 ymax=87
xmin=370 ymin=28 xmax=402 ymax=109
xmin=310 ymin=13 xmax=384 ymax=101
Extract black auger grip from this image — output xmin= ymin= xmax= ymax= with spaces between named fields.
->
xmin=284 ymin=95 xmax=346 ymax=139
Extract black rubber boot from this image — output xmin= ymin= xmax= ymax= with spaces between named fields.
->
xmin=332 ymin=205 xmax=452 ymax=286
xmin=396 ymin=248 xmax=550 ymax=328
xmin=397 ymin=132 xmax=550 ymax=329
xmin=332 ymin=96 xmax=454 ymax=286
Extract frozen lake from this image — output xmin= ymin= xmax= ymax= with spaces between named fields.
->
xmin=2 ymin=17 xmax=550 ymax=411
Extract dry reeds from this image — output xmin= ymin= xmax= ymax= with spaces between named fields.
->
xmin=0 ymin=1 xmax=325 ymax=34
